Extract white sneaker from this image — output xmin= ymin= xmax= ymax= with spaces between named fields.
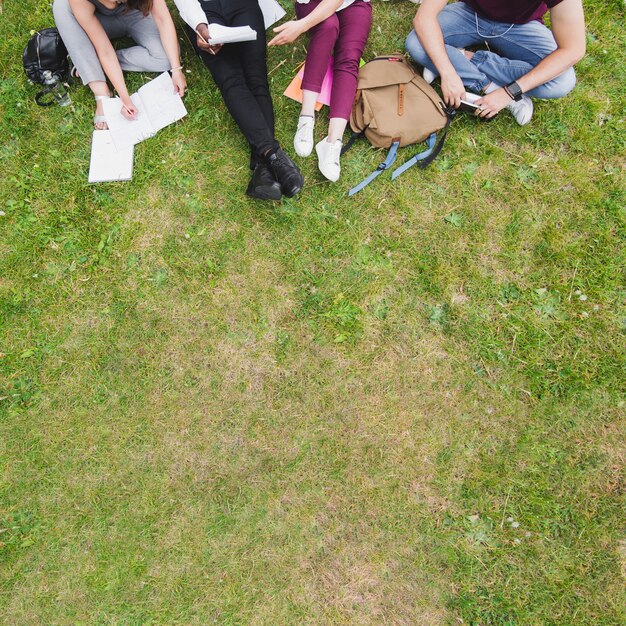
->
xmin=315 ymin=137 xmax=342 ymax=182
xmin=422 ymin=66 xmax=437 ymax=84
xmin=294 ymin=115 xmax=314 ymax=157
xmin=506 ymin=95 xmax=533 ymax=126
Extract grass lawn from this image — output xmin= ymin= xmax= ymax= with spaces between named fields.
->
xmin=1 ymin=0 xmax=625 ymax=623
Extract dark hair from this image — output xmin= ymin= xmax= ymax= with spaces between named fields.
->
xmin=124 ymin=0 xmax=153 ymax=16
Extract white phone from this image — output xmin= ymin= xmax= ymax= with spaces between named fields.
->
xmin=459 ymin=99 xmax=482 ymax=110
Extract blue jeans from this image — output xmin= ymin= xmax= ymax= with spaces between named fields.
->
xmin=405 ymin=2 xmax=576 ymax=98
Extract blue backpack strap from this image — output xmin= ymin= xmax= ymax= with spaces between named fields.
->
xmin=348 ymin=140 xmax=400 ymax=197
xmin=391 ymin=133 xmax=437 ymax=180
xmin=391 ymin=112 xmax=453 ymax=179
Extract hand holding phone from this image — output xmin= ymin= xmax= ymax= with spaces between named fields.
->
xmin=459 ymin=99 xmax=482 ymax=110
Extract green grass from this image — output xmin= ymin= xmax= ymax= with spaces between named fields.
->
xmin=1 ymin=0 xmax=625 ymax=623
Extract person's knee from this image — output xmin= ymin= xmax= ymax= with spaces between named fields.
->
xmin=143 ymin=37 xmax=169 ymax=62
xmin=313 ymin=15 xmax=339 ymax=39
xmin=541 ymin=67 xmax=577 ymax=99
xmin=334 ymin=53 xmax=360 ymax=77
xmin=246 ymin=73 xmax=270 ymax=96
xmin=219 ymin=73 xmax=247 ymax=96
xmin=405 ymin=30 xmax=428 ymax=65
xmin=553 ymin=67 xmax=577 ymax=98
xmin=52 ymin=0 xmax=72 ymax=21
xmin=150 ymin=49 xmax=170 ymax=66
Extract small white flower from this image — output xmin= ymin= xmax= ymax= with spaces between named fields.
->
xmin=574 ymin=290 xmax=582 ymax=295
xmin=581 ymin=311 xmax=589 ymax=318
xmin=511 ymin=521 xmax=520 ymax=528
xmin=579 ymin=294 xmax=587 ymax=301
xmin=506 ymin=516 xmax=513 ymax=522
xmin=513 ymin=538 xmax=521 ymax=544
xmin=0 ymin=211 xmax=5 ymax=217
xmin=184 ymin=233 xmax=190 ymax=239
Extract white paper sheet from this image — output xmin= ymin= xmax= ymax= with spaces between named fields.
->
xmin=207 ymin=23 xmax=257 ymax=44
xmin=88 ymin=130 xmax=134 ymax=183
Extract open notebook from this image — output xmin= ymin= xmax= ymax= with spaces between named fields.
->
xmin=102 ymin=72 xmax=187 ymax=152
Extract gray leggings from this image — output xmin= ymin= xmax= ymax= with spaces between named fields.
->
xmin=53 ymin=0 xmax=171 ymax=85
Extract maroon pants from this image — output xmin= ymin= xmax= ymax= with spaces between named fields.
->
xmin=296 ymin=0 xmax=372 ymax=120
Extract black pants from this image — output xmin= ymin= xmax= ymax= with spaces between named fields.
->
xmin=190 ymin=0 xmax=277 ymax=168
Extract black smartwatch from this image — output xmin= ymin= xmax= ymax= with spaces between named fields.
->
xmin=504 ymin=81 xmax=523 ymax=101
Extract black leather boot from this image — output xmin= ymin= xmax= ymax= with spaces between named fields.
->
xmin=267 ymin=148 xmax=304 ymax=198
xmin=246 ymin=163 xmax=282 ymax=201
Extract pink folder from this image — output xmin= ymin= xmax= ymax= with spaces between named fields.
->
xmin=283 ymin=58 xmax=334 ymax=111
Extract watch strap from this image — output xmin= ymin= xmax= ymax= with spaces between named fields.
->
xmin=504 ymin=81 xmax=523 ymax=101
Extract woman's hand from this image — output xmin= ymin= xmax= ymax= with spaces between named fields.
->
xmin=121 ymin=98 xmax=138 ymax=121
xmin=171 ymin=69 xmax=187 ymax=97
xmin=268 ymin=20 xmax=306 ymax=46
xmin=475 ymin=88 xmax=511 ymax=119
xmin=440 ymin=71 xmax=466 ymax=109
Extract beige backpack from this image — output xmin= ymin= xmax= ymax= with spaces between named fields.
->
xmin=346 ymin=55 xmax=454 ymax=195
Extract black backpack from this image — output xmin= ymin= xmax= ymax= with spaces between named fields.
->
xmin=23 ymin=28 xmax=70 ymax=103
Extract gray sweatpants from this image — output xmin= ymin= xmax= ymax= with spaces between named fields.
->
xmin=53 ymin=0 xmax=171 ymax=85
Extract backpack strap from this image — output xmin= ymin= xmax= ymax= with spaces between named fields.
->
xmin=348 ymin=140 xmax=400 ymax=197
xmin=390 ymin=133 xmax=437 ymax=180
xmin=340 ymin=130 xmax=365 ymax=156
xmin=391 ymin=114 xmax=452 ymax=180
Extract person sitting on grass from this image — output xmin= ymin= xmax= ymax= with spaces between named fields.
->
xmin=268 ymin=0 xmax=372 ymax=183
xmin=53 ymin=0 xmax=186 ymax=129
xmin=405 ymin=0 xmax=586 ymax=125
xmin=172 ymin=0 xmax=304 ymax=201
